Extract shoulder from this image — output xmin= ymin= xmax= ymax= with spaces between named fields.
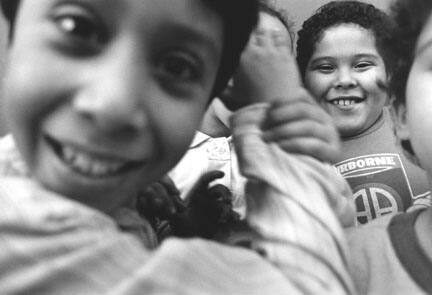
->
xmin=346 ymin=214 xmax=394 ymax=250
xmin=346 ymin=214 xmax=396 ymax=293
xmin=346 ymin=214 xmax=395 ymax=270
xmin=0 ymin=134 xmax=29 ymax=177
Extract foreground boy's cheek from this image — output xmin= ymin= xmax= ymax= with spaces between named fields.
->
xmin=4 ymin=89 xmax=205 ymax=214
xmin=3 ymin=81 xmax=148 ymax=212
xmin=406 ymin=69 xmax=432 ymax=179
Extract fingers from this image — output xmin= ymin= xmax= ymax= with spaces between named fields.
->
xmin=250 ymin=28 xmax=302 ymax=92
xmin=158 ymin=175 xmax=185 ymax=211
xmin=251 ymin=27 xmax=290 ymax=48
xmin=263 ymin=93 xmax=341 ymax=163
xmin=206 ymin=184 xmax=233 ymax=204
xmin=137 ymin=178 xmax=185 ymax=221
xmin=194 ymin=170 xmax=225 ymax=192
xmin=159 ymin=175 xmax=180 ymax=196
xmin=232 ymin=24 xmax=302 ymax=106
xmin=146 ymin=183 xmax=176 ymax=216
xmin=271 ymin=30 xmax=290 ymax=48
xmin=188 ymin=170 xmax=225 ymax=204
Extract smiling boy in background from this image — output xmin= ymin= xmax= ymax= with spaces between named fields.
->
xmin=297 ymin=1 xmax=431 ymax=225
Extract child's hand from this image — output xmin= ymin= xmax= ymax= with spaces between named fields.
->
xmin=228 ymin=26 xmax=301 ymax=108
xmin=136 ymin=176 xmax=185 ymax=228
xmin=137 ymin=171 xmax=239 ymax=240
xmin=187 ymin=171 xmax=240 ymax=227
xmin=171 ymin=170 xmax=240 ymax=238
xmin=263 ymin=90 xmax=341 ymax=164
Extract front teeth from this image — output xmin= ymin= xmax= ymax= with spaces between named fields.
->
xmin=62 ymin=145 xmax=128 ymax=177
xmin=332 ymin=99 xmax=356 ymax=106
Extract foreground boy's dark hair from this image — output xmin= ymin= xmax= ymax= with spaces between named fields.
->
xmin=0 ymin=0 xmax=259 ymax=99
xmin=390 ymin=0 xmax=432 ymax=106
xmin=296 ymin=0 xmax=395 ymax=79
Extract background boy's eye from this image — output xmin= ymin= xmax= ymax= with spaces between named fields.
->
xmin=160 ymin=54 xmax=199 ymax=82
xmin=316 ymin=64 xmax=334 ymax=73
xmin=354 ymin=61 xmax=373 ymax=70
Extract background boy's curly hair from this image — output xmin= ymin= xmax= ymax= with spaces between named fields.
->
xmin=296 ymin=0 xmax=395 ymax=80
xmin=389 ymin=0 xmax=432 ymax=107
xmin=0 ymin=0 xmax=259 ymax=100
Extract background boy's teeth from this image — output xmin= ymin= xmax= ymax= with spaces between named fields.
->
xmin=331 ymin=99 xmax=357 ymax=106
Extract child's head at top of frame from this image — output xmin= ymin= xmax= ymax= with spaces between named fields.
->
xmin=218 ymin=0 xmax=295 ymax=111
xmin=390 ymin=0 xmax=432 ymax=182
xmin=0 ymin=0 xmax=258 ymax=214
xmin=296 ymin=1 xmax=395 ymax=138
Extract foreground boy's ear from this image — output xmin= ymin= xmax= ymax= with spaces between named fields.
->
xmin=392 ymin=102 xmax=410 ymax=141
xmin=391 ymin=102 xmax=422 ymax=166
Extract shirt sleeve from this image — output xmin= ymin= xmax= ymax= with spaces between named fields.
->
xmin=0 ymin=177 xmax=339 ymax=294
xmin=230 ymin=103 xmax=355 ymax=294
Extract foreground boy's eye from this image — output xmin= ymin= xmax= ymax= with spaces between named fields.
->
xmin=159 ymin=54 xmax=199 ymax=83
xmin=51 ymin=5 xmax=106 ymax=54
xmin=58 ymin=16 xmax=96 ymax=41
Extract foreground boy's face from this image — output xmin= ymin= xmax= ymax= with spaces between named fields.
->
xmin=405 ymin=14 xmax=432 ymax=181
xmin=3 ymin=0 xmax=223 ymax=213
xmin=304 ymin=24 xmax=388 ymax=138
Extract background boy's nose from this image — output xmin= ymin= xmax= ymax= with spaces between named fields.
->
xmin=334 ymin=68 xmax=356 ymax=89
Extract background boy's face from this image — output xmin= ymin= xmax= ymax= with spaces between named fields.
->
xmin=3 ymin=0 xmax=223 ymax=213
xmin=304 ymin=24 xmax=388 ymax=138
xmin=404 ymin=14 xmax=432 ymax=181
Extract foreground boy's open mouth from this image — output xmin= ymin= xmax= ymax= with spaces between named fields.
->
xmin=44 ymin=134 xmax=144 ymax=178
xmin=327 ymin=96 xmax=365 ymax=108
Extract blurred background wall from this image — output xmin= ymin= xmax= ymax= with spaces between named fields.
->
xmin=0 ymin=0 xmax=392 ymax=135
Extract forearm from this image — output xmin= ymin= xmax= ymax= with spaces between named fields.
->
xmin=231 ymin=103 xmax=355 ymax=294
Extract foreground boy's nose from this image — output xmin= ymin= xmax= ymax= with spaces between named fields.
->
xmin=73 ymin=55 xmax=148 ymax=135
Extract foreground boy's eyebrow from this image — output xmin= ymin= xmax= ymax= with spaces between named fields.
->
xmin=161 ymin=24 xmax=221 ymax=59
